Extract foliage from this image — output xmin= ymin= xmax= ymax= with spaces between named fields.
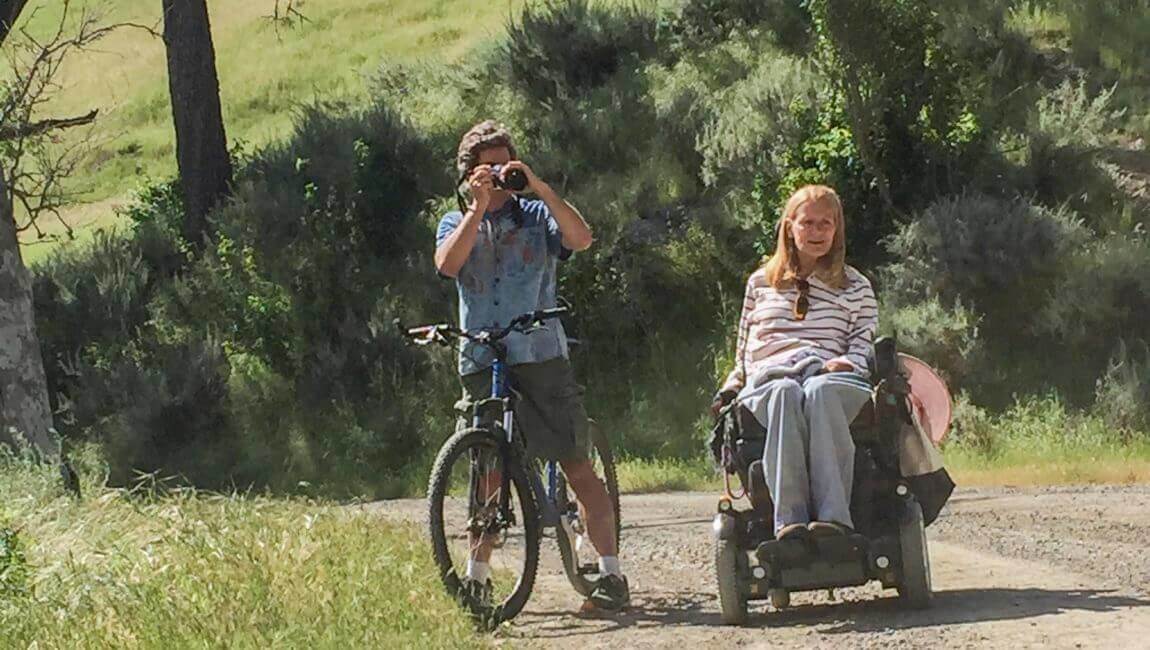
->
xmin=32 ymin=103 xmax=456 ymax=496
xmin=0 ymin=453 xmax=481 ymax=647
xmin=1037 ymin=230 xmax=1150 ymax=400
xmin=1094 ymin=339 xmax=1150 ymax=438
xmin=942 ymin=392 xmax=1150 ymax=485
xmin=499 ymin=0 xmax=657 ymax=107
xmin=663 ymin=0 xmax=812 ymax=53
xmin=0 ymin=520 xmax=28 ymax=598
xmin=20 ymin=0 xmax=1150 ymax=494
xmin=879 ymin=297 xmax=981 ymax=386
xmin=882 ymin=193 xmax=1083 ymax=314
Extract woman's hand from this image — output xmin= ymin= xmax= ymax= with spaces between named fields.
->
xmin=710 ymin=389 xmax=737 ymax=417
xmin=825 ymin=360 xmax=854 ymax=373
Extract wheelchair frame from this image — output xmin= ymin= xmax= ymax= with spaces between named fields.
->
xmin=711 ymin=337 xmax=933 ymax=624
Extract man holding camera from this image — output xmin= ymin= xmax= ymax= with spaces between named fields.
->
xmin=435 ymin=120 xmax=630 ymax=612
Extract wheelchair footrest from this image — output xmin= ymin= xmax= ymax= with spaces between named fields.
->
xmin=756 ymin=538 xmax=810 ymax=568
xmin=755 ymin=534 xmax=872 ymax=591
xmin=814 ymin=533 xmax=869 ymax=561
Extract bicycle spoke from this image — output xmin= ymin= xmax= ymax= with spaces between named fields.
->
xmin=431 ymin=433 xmax=535 ymax=618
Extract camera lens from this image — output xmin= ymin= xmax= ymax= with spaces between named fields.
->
xmin=488 ymin=164 xmax=528 ymax=192
xmin=503 ymin=168 xmax=528 ymax=192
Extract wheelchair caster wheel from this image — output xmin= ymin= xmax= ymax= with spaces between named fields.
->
xmin=769 ymin=588 xmax=790 ymax=609
xmin=715 ymin=535 xmax=747 ymax=625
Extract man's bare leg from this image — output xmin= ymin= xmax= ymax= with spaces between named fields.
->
xmin=560 ymin=459 xmax=617 ymax=558
xmin=466 ymin=467 xmax=501 ymax=583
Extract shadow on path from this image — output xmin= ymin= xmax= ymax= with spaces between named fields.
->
xmin=516 ymin=587 xmax=1150 ymax=639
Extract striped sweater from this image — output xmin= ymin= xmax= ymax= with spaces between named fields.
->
xmin=721 ymin=265 xmax=879 ymax=393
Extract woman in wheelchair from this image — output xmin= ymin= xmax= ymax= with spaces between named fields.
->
xmin=711 ymin=184 xmax=878 ymax=542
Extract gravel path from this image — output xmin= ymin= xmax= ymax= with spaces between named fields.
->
xmin=368 ymin=486 xmax=1150 ymax=648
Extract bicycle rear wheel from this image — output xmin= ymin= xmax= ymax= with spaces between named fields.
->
xmin=554 ymin=421 xmax=621 ymax=597
xmin=427 ymin=428 xmax=540 ymax=626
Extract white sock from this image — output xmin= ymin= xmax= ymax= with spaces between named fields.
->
xmin=466 ymin=559 xmax=490 ymax=583
xmin=598 ymin=555 xmax=622 ymax=577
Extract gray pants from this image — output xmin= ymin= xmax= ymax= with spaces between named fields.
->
xmin=748 ymin=372 xmax=872 ymax=534
xmin=460 ymin=357 xmax=591 ymax=462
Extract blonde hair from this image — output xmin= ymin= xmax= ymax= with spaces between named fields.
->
xmin=762 ymin=185 xmax=848 ymax=289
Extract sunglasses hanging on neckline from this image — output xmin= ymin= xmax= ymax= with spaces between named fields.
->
xmin=793 ymin=277 xmax=810 ymax=320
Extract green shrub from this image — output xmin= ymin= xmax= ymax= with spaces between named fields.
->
xmin=946 ymin=392 xmax=997 ymax=456
xmin=1023 ymin=79 xmax=1129 ymax=227
xmin=665 ymin=0 xmax=812 ymax=53
xmin=1093 ymin=339 xmax=1150 ymax=439
xmin=883 ymin=193 xmax=1083 ymax=318
xmin=880 ymin=297 xmax=982 ymax=387
xmin=64 ymin=336 xmax=238 ymax=488
xmin=881 ymin=193 xmax=1093 ymax=403
xmin=32 ymin=102 xmax=456 ymax=497
xmin=499 ymin=0 xmax=657 ymax=106
xmin=1040 ymin=231 xmax=1150 ymax=400
xmin=697 ymin=53 xmax=813 ymax=195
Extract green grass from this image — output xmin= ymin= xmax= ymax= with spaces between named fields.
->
xmin=11 ymin=0 xmax=556 ymax=254
xmin=942 ymin=395 xmax=1150 ymax=486
xmin=616 ymin=456 xmax=722 ymax=494
xmin=0 ymin=448 xmax=482 ymax=648
xmin=613 ymin=395 xmax=1150 ymax=494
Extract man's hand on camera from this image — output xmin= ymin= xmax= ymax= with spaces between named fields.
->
xmin=468 ymin=165 xmax=495 ymax=210
xmin=501 ymin=160 xmax=542 ymax=193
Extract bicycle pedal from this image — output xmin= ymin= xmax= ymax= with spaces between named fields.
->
xmin=578 ymin=563 xmax=599 ymax=576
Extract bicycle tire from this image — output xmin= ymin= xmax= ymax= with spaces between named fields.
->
xmin=555 ymin=421 xmax=621 ymax=597
xmin=427 ymin=427 xmax=541 ymax=626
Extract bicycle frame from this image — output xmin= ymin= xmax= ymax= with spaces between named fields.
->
xmin=480 ymin=356 xmax=562 ymax=530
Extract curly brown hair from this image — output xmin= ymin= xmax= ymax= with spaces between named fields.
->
xmin=456 ymin=120 xmax=518 ymax=177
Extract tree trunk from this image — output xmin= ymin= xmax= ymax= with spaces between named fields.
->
xmin=0 ymin=162 xmax=58 ymax=457
xmin=162 ymin=0 xmax=232 ymax=248
xmin=0 ymin=0 xmax=31 ymax=45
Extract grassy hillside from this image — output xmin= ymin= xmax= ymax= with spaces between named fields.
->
xmin=13 ymin=0 xmax=559 ymax=260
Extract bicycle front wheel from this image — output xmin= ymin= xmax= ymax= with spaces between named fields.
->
xmin=554 ymin=421 xmax=621 ymax=597
xmin=427 ymin=428 xmax=541 ymax=626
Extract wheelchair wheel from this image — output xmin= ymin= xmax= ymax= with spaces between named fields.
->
xmin=715 ymin=531 xmax=747 ymax=625
xmin=897 ymin=499 xmax=932 ymax=609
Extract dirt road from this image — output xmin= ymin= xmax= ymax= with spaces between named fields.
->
xmin=371 ymin=486 xmax=1150 ymax=648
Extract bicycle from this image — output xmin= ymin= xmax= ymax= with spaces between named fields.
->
xmin=398 ymin=307 xmax=621 ymax=626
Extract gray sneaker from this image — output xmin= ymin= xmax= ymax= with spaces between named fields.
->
xmin=589 ymin=574 xmax=630 ymax=612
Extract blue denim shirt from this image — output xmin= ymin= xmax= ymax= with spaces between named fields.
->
xmin=436 ymin=197 xmax=572 ymax=376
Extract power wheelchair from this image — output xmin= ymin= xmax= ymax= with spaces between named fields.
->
xmin=709 ymin=337 xmax=954 ymax=625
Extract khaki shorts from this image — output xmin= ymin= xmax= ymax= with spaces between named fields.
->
xmin=459 ymin=357 xmax=591 ymax=462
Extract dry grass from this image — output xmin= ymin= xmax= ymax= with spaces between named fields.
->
xmin=0 ymin=447 xmax=482 ymax=648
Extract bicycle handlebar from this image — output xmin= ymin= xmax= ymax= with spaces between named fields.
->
xmin=395 ymin=307 xmax=569 ymax=348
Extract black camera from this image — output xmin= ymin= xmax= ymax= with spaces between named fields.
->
xmin=490 ymin=164 xmax=529 ymax=192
